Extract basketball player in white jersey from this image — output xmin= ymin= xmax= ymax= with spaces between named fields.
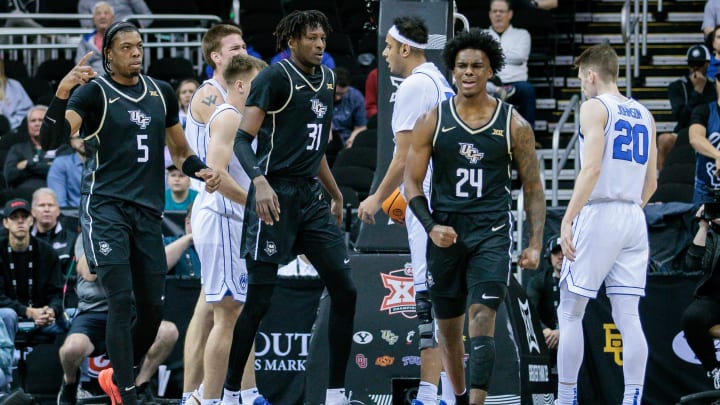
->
xmin=357 ymin=16 xmax=455 ymax=405
xmin=557 ymin=44 xmax=657 ymax=405
xmin=182 ymin=24 xmax=268 ymax=405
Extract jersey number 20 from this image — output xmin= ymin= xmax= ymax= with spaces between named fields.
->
xmin=612 ymin=119 xmax=648 ymax=164
xmin=456 ymin=168 xmax=482 ymax=198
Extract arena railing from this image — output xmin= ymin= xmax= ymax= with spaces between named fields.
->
xmin=0 ymin=13 xmax=220 ymax=76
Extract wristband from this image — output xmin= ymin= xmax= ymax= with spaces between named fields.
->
xmin=182 ymin=155 xmax=208 ymax=181
xmin=407 ymin=195 xmax=436 ymax=233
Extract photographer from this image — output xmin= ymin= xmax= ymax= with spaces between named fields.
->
xmin=681 ymin=203 xmax=720 ymax=389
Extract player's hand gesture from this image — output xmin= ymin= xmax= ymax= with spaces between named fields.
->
xmin=57 ymin=52 xmax=97 ymax=98
xmin=560 ymin=219 xmax=576 ymax=261
xmin=518 ymin=246 xmax=541 ymax=269
xmin=358 ymin=194 xmax=380 ymax=224
xmin=197 ymin=167 xmax=220 ymax=193
xmin=253 ymin=176 xmax=280 ymax=225
xmin=428 ymin=224 xmax=457 ymax=248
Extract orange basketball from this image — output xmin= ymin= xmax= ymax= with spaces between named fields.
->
xmin=382 ymin=188 xmax=407 ymax=222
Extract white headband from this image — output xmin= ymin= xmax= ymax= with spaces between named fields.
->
xmin=388 ymin=25 xmax=427 ymax=50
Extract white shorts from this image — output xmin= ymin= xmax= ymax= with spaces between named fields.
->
xmin=191 ymin=207 xmax=248 ymax=303
xmin=559 ymin=201 xmax=648 ymax=299
xmin=405 ymin=207 xmax=429 ymax=294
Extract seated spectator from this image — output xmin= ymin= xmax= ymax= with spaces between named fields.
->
xmin=165 ymin=164 xmax=197 ymax=211
xmin=163 ymin=203 xmax=199 ymax=278
xmin=47 ymin=135 xmax=84 ymax=208
xmin=526 ymin=236 xmax=562 ymax=360
xmin=0 ymin=198 xmax=66 ymax=348
xmin=177 ymin=79 xmax=198 ymax=130
xmin=0 ymin=59 xmax=32 ymax=131
xmin=76 ymin=1 xmax=115 ymax=73
xmin=365 ymin=67 xmax=378 ymax=118
xmin=271 ymin=46 xmax=335 ymax=68
xmin=329 ymin=66 xmax=367 ymax=156
xmin=658 ymin=44 xmax=717 ymax=170
xmin=703 ymin=0 xmax=720 ymax=36
xmin=4 ymin=106 xmax=55 ymax=194
xmin=78 ymin=0 xmax=152 ymax=28
xmin=57 ymin=234 xmax=179 ymax=405
xmin=484 ymin=0 xmax=536 ymax=129
xmin=30 ymin=188 xmax=78 ymax=276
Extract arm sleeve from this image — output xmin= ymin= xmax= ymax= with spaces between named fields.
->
xmin=690 ymin=103 xmax=711 ymax=127
xmin=245 ymin=66 xmax=290 ymax=112
xmin=157 ymin=80 xmax=180 ymax=128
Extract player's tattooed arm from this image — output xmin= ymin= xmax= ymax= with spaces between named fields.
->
xmin=511 ymin=111 xmax=546 ymax=253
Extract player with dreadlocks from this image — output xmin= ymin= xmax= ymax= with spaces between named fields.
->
xmin=224 ymin=9 xmax=357 ymax=405
xmin=40 ymin=20 xmax=219 ymax=405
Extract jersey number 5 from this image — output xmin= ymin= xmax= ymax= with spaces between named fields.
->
xmin=612 ymin=119 xmax=648 ymax=164
xmin=307 ymin=123 xmax=323 ymax=151
xmin=137 ymin=134 xmax=149 ymax=163
xmin=456 ymin=168 xmax=482 ymax=198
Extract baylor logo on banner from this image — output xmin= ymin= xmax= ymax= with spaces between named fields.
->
xmin=603 ymin=323 xmax=624 ymax=366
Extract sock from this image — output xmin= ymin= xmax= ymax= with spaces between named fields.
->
xmin=221 ymin=389 xmax=241 ymax=405
xmin=182 ymin=392 xmax=192 ymax=405
xmin=240 ymin=388 xmax=259 ymax=404
xmin=440 ymin=372 xmax=454 ymax=405
xmin=622 ymin=385 xmax=642 ymax=405
xmin=325 ymin=388 xmax=347 ymax=405
xmin=416 ymin=381 xmax=438 ymax=405
xmin=557 ymin=384 xmax=577 ymax=405
xmin=201 ymin=399 xmax=221 ymax=405
xmin=454 ymin=389 xmax=468 ymax=405
xmin=198 ymin=384 xmax=205 ymax=398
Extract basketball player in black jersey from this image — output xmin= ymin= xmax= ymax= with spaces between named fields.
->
xmin=227 ymin=10 xmax=356 ymax=405
xmin=40 ymin=21 xmax=219 ymax=405
xmin=405 ymin=29 xmax=546 ymax=405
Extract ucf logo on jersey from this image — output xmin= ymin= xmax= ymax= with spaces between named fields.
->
xmin=310 ymin=98 xmax=327 ymax=119
xmin=459 ymin=142 xmax=484 ymax=164
xmin=128 ymin=110 xmax=151 ymax=130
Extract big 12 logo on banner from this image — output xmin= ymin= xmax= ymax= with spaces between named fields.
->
xmin=379 ymin=262 xmax=416 ymax=319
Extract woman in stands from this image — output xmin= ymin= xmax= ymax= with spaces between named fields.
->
xmin=176 ymin=79 xmax=198 ymax=129
xmin=0 ymin=60 xmax=32 ymax=130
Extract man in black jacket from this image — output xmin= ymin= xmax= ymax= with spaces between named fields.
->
xmin=0 ymin=198 xmax=65 ymax=346
xmin=682 ymin=203 xmax=720 ymax=390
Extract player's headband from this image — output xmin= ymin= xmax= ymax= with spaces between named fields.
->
xmin=388 ymin=25 xmax=427 ymax=50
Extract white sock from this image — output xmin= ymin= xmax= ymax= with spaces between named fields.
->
xmin=182 ymin=392 xmax=192 ymax=405
xmin=240 ymin=388 xmax=259 ymax=404
xmin=325 ymin=388 xmax=347 ymax=405
xmin=557 ymin=384 xmax=577 ymax=405
xmin=416 ymin=381 xmax=437 ymax=405
xmin=439 ymin=372 xmax=454 ymax=405
xmin=201 ymin=399 xmax=220 ymax=405
xmin=622 ymin=385 xmax=643 ymax=405
xmin=221 ymin=389 xmax=241 ymax=405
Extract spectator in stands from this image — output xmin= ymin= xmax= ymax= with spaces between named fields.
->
xmin=364 ymin=67 xmax=378 ymax=118
xmin=76 ymin=1 xmax=115 ymax=73
xmin=526 ymin=236 xmax=562 ymax=357
xmin=703 ymin=0 xmax=720 ymax=36
xmin=78 ymin=0 xmax=152 ymax=28
xmin=0 ymin=59 xmax=32 ymax=131
xmin=176 ymin=79 xmax=198 ymax=130
xmin=164 ymin=164 xmax=197 ymax=211
xmin=57 ymin=235 xmax=179 ymax=405
xmin=681 ymin=204 xmax=720 ymax=390
xmin=163 ymin=203 xmax=199 ymax=278
xmin=658 ymin=44 xmax=717 ymax=170
xmin=4 ymin=105 xmax=53 ymax=193
xmin=484 ymin=0 xmax=536 ymax=129
xmin=30 ymin=188 xmax=77 ymax=274
xmin=689 ymin=75 xmax=720 ymax=203
xmin=0 ymin=198 xmax=66 ymax=347
xmin=705 ymin=26 xmax=720 ymax=80
xmin=330 ymin=66 xmax=367 ymax=155
xmin=47 ymin=135 xmax=84 ymax=208
xmin=270 ymin=46 xmax=335 ymax=68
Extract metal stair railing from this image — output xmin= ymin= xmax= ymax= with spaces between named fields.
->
xmin=550 ymin=94 xmax=581 ymax=207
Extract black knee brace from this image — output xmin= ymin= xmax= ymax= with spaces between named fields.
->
xmin=469 ymin=335 xmax=495 ymax=390
xmin=415 ymin=292 xmax=436 ymax=350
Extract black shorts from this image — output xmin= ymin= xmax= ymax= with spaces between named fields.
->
xmin=241 ymin=178 xmax=346 ymax=266
xmin=427 ymin=211 xmax=512 ymax=317
xmin=67 ymin=312 xmax=107 ymax=357
xmin=80 ymin=196 xmax=166 ymax=273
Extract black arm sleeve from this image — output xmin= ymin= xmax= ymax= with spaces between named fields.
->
xmin=407 ymin=195 xmax=437 ymax=233
xmin=234 ymin=129 xmax=263 ymax=179
xmin=40 ymin=96 xmax=71 ymax=151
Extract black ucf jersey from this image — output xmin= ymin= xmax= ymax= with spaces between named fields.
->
xmin=430 ymin=98 xmax=513 ymax=214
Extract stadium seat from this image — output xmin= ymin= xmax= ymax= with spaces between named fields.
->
xmin=333 ymin=146 xmax=376 ymax=171
xmin=35 ymin=59 xmax=75 ymax=90
xmin=351 ymin=129 xmax=377 ymax=149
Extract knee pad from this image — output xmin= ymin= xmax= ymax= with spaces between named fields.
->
xmin=469 ymin=336 xmax=495 ymax=390
xmin=415 ymin=292 xmax=437 ymax=350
